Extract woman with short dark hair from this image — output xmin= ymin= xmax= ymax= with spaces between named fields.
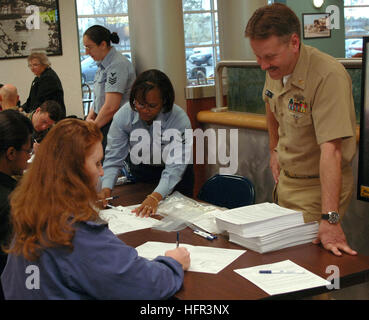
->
xmin=100 ymin=69 xmax=194 ymax=217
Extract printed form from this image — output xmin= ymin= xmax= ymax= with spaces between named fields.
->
xmin=136 ymin=241 xmax=246 ymax=274
xmin=234 ymin=259 xmax=331 ymax=296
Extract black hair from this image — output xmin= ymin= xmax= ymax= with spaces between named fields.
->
xmin=83 ymin=25 xmax=120 ymax=47
xmin=0 ymin=110 xmax=33 ymax=157
xmin=129 ymin=69 xmax=175 ymax=113
xmin=39 ymin=100 xmax=64 ymax=122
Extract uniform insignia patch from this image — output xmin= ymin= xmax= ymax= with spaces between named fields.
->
xmin=108 ymin=76 xmax=117 ymax=85
xmin=265 ymin=89 xmax=274 ymax=98
xmin=288 ymin=97 xmax=308 ymax=113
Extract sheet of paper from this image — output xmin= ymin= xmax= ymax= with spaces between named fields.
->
xmin=234 ymin=260 xmax=331 ymax=296
xmin=99 ymin=206 xmax=159 ymax=235
xmin=136 ymin=241 xmax=246 ymax=274
xmin=214 ymin=202 xmax=301 ymax=225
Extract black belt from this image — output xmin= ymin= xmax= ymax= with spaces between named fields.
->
xmin=284 ymin=170 xmax=319 ymax=179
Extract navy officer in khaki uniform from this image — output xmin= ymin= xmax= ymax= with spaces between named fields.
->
xmin=245 ymin=3 xmax=357 ymax=257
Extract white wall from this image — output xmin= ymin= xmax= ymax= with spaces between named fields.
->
xmin=0 ymin=0 xmax=83 ymax=118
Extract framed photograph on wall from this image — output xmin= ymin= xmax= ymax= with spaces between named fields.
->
xmin=0 ymin=0 xmax=62 ymax=60
xmin=358 ymin=36 xmax=369 ymax=202
xmin=302 ymin=13 xmax=331 ymax=39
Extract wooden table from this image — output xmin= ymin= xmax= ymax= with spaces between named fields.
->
xmin=111 ymin=182 xmax=369 ymax=300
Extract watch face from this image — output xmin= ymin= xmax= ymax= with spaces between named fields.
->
xmin=328 ymin=212 xmax=340 ymax=224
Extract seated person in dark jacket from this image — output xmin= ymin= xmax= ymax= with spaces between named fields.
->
xmin=0 ymin=110 xmax=33 ymax=299
xmin=26 ymin=100 xmax=63 ymax=150
xmin=21 ymin=51 xmax=65 ymax=117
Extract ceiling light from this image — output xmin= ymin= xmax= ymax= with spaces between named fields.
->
xmin=313 ymin=0 xmax=324 ymax=8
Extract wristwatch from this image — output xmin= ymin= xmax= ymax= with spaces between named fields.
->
xmin=321 ymin=211 xmax=340 ymax=224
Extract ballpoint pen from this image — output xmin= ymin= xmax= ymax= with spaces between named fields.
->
xmin=193 ymin=229 xmax=217 ymax=241
xmin=258 ymin=270 xmax=306 ymax=274
xmin=98 ymin=195 xmax=120 ymax=202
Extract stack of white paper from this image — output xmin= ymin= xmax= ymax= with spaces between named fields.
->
xmin=214 ymin=202 xmax=318 ymax=253
xmin=229 ymin=222 xmax=318 ymax=253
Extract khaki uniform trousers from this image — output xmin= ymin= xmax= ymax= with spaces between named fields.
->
xmin=274 ymin=165 xmax=354 ymax=223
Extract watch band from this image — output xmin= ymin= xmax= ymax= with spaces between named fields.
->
xmin=321 ymin=211 xmax=340 ymax=224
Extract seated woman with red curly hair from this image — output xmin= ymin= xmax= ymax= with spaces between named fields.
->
xmin=1 ymin=118 xmax=190 ymax=300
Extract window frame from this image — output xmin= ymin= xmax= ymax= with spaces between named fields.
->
xmin=183 ymin=0 xmax=219 ymax=86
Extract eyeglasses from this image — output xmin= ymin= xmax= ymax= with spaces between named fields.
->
xmin=28 ymin=63 xmax=41 ymax=68
xmin=133 ymin=100 xmax=159 ymax=110
xmin=84 ymin=45 xmax=97 ymax=51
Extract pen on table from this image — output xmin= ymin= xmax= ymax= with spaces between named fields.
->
xmin=193 ymin=229 xmax=217 ymax=241
xmin=98 ymin=195 xmax=120 ymax=202
xmin=176 ymin=232 xmax=179 ymax=248
xmin=258 ymin=270 xmax=306 ymax=274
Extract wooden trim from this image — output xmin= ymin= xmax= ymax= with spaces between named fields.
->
xmin=197 ymin=110 xmax=267 ymax=131
xmin=197 ymin=110 xmax=360 ymax=143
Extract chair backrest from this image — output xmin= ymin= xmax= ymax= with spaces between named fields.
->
xmin=197 ymin=174 xmax=255 ymax=209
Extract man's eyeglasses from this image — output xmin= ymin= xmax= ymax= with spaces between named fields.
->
xmin=133 ymin=100 xmax=158 ymax=110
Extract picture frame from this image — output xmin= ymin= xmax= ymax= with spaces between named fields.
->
xmin=0 ymin=0 xmax=62 ymax=60
xmin=302 ymin=13 xmax=331 ymax=39
xmin=358 ymin=36 xmax=369 ymax=202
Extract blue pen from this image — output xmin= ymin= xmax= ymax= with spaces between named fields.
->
xmin=176 ymin=232 xmax=179 ymax=248
xmin=258 ymin=270 xmax=305 ymax=274
xmin=193 ymin=229 xmax=217 ymax=241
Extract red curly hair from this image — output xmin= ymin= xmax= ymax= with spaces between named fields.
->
xmin=7 ymin=119 xmax=103 ymax=261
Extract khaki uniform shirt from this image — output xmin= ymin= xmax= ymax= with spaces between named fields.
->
xmin=263 ymin=44 xmax=356 ymax=177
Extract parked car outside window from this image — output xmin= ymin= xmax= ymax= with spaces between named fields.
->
xmin=188 ymin=47 xmax=213 ymax=66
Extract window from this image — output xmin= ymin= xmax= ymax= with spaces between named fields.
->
xmin=344 ymin=0 xmax=369 ymax=57
xmin=76 ymin=0 xmax=131 ymax=84
xmin=183 ymin=0 xmax=219 ymax=86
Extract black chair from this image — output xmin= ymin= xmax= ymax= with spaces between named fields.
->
xmin=197 ymin=174 xmax=255 ymax=209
